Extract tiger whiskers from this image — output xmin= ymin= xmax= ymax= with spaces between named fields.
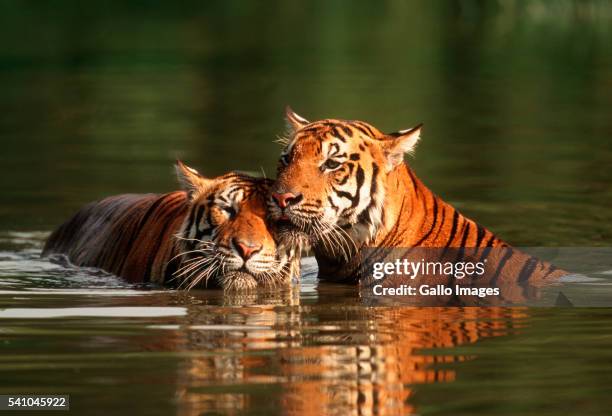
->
xmin=275 ymin=135 xmax=290 ymax=146
xmin=254 ymin=258 xmax=287 ymax=287
xmin=173 ymin=234 xmax=210 ymax=243
xmin=174 ymin=256 xmax=215 ymax=280
xmin=172 ymin=257 xmax=214 ymax=288
xmin=168 ymin=237 xmax=215 ymax=262
xmin=314 ymin=218 xmax=347 ymax=259
xmin=289 ymin=215 xmax=357 ymax=262
xmin=174 ymin=252 xmax=225 ymax=290
xmin=170 ymin=241 xmax=221 ymax=289
xmin=186 ymin=254 xmax=225 ymax=290
xmin=168 ymin=247 xmax=211 ymax=264
xmin=328 ymin=221 xmax=359 ymax=255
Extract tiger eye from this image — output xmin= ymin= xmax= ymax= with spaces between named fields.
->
xmin=323 ymin=159 xmax=341 ymax=170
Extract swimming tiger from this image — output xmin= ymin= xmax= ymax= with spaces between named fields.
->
xmin=269 ymin=108 xmax=566 ymax=290
xmin=43 ymin=161 xmax=301 ymax=290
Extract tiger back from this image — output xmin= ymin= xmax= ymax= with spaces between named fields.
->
xmin=43 ymin=192 xmax=187 ymax=283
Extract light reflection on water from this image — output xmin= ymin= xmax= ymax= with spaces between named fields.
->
xmin=0 ymin=307 xmax=187 ymax=319
xmin=1 ymin=232 xmax=602 ymax=416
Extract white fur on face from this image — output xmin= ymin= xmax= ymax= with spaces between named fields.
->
xmin=324 ymin=137 xmax=385 ymax=244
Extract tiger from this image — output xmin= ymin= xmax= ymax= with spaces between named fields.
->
xmin=165 ymin=305 xmax=523 ymax=416
xmin=269 ymin=108 xmax=567 ymax=292
xmin=43 ymin=161 xmax=301 ymax=290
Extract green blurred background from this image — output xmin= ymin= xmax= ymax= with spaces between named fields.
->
xmin=1 ymin=0 xmax=611 ymax=245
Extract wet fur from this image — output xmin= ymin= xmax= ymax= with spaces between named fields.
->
xmin=272 ymin=111 xmax=566 ymax=286
xmin=44 ymin=172 xmax=301 ymax=290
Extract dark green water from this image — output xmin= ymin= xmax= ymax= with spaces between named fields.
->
xmin=1 ymin=1 xmax=612 ymax=415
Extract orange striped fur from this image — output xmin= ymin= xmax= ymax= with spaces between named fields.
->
xmin=44 ymin=192 xmax=187 ymax=284
xmin=44 ymin=162 xmax=301 ymax=290
xmin=270 ymin=109 xmax=566 ymax=287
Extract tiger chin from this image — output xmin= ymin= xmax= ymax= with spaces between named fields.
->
xmin=43 ymin=161 xmax=301 ymax=291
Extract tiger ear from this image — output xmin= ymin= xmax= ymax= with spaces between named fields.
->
xmin=382 ymin=123 xmax=423 ymax=172
xmin=175 ymin=160 xmax=212 ymax=201
xmin=285 ymin=106 xmax=309 ymax=132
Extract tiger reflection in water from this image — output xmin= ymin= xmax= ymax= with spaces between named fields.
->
xmin=149 ymin=292 xmax=525 ymax=416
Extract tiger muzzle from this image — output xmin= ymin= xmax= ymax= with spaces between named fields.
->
xmin=271 ymin=192 xmax=303 ymax=210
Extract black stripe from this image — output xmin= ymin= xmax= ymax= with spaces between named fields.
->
xmin=476 ymin=247 xmax=492 ymax=265
xmin=301 ymin=126 xmax=325 ymax=135
xmin=330 ymin=142 xmax=340 ymax=156
xmin=407 ymin=169 xmax=419 ymax=191
xmin=341 ymin=126 xmax=353 ymax=137
xmin=444 ymin=211 xmax=460 ymax=248
xmin=331 ymin=127 xmax=347 ymax=142
xmin=336 ymin=190 xmax=353 ymax=200
xmin=184 ymin=203 xmax=196 ymax=239
xmin=117 ymin=194 xmax=172 ymax=275
xmin=327 ymin=196 xmax=339 ymax=211
xmin=453 ymin=221 xmax=471 ymax=263
xmin=459 ymin=221 xmax=471 ymax=247
xmin=370 ymin=163 xmax=379 ymax=196
xmin=475 ymin=224 xmax=487 ymax=247
xmin=542 ymin=264 xmax=559 ymax=279
xmin=476 ymin=235 xmax=496 ymax=263
xmin=202 ymin=210 xmax=214 ymax=238
xmin=337 ymin=173 xmax=350 ymax=185
xmin=354 ymin=121 xmax=375 ymax=136
xmin=356 ymin=208 xmax=371 ymax=224
xmin=352 ymin=162 xmax=379 ymax=228
xmin=351 ymin=165 xmax=365 ymax=208
xmin=518 ymin=257 xmax=538 ymax=283
xmin=193 ymin=206 xmax=205 ymax=234
xmin=431 ymin=204 xmax=447 ymax=243
xmin=490 ymin=248 xmax=514 ymax=285
xmin=352 ymin=124 xmax=371 ymax=137
xmin=414 ymin=197 xmax=439 ymax=246
xmin=142 ymin=197 xmax=185 ymax=282
xmin=144 ymin=210 xmax=179 ymax=282
xmin=195 ymin=225 xmax=211 ymax=241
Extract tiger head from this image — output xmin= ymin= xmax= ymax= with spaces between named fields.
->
xmin=175 ymin=161 xmax=300 ymax=291
xmin=269 ymin=108 xmax=422 ymax=256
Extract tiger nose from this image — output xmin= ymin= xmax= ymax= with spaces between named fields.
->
xmin=233 ymin=238 xmax=262 ymax=260
xmin=271 ymin=192 xmax=303 ymax=209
